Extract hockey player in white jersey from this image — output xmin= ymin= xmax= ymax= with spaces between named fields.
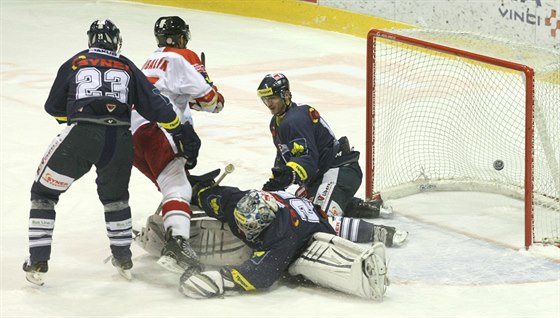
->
xmin=131 ymin=16 xmax=224 ymax=273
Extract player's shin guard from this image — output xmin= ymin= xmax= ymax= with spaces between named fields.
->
xmin=28 ymin=200 xmax=57 ymax=263
xmin=329 ymin=216 xmax=375 ymax=243
xmin=161 ymin=195 xmax=192 ymax=238
xmin=104 ymin=202 xmax=133 ymax=262
xmin=288 ymin=232 xmax=388 ymax=300
xmin=158 ymin=196 xmax=202 ymax=273
xmin=329 ymin=217 xmax=408 ymax=247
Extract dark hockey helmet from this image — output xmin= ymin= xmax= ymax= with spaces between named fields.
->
xmin=257 ymin=73 xmax=290 ymax=99
xmin=233 ymin=190 xmax=278 ymax=242
xmin=87 ymin=19 xmax=122 ymax=52
xmin=154 ymin=16 xmax=191 ymax=48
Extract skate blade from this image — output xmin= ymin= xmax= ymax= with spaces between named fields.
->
xmin=25 ymin=272 xmax=45 ymax=286
xmin=379 ymin=205 xmax=394 ymax=219
xmin=157 ymin=255 xmax=185 ymax=274
xmin=392 ymin=230 xmax=409 ymax=247
xmin=117 ymin=268 xmax=132 ymax=280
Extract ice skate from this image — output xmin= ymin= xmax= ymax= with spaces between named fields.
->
xmin=373 ymin=224 xmax=408 ymax=247
xmin=107 ymin=256 xmax=133 ymax=280
xmin=23 ymin=258 xmax=48 ymax=286
xmin=158 ymin=228 xmax=202 ymax=274
xmin=346 ymin=198 xmax=394 ymax=219
xmin=378 ymin=203 xmax=394 ymax=219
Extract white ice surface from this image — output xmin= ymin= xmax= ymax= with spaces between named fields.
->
xmin=1 ymin=1 xmax=559 ymax=317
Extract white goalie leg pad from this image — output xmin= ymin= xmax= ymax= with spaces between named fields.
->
xmin=135 ymin=214 xmax=166 ymax=257
xmin=189 ymin=219 xmax=252 ymax=266
xmin=135 ymin=215 xmax=251 ymax=265
xmin=288 ymin=232 xmax=389 ymax=300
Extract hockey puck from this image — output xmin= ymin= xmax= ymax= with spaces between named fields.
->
xmin=493 ymin=160 xmax=504 ymax=171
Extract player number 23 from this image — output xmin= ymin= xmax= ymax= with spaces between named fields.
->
xmin=75 ymin=67 xmax=130 ymax=103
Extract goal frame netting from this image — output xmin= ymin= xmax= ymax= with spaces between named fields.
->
xmin=364 ymin=28 xmax=547 ymax=248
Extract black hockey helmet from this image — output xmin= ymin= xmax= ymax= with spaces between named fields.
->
xmin=87 ymin=19 xmax=122 ymax=52
xmin=257 ymin=73 xmax=290 ymax=99
xmin=154 ymin=16 xmax=190 ymax=48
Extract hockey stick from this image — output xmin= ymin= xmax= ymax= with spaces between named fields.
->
xmin=215 ymin=163 xmax=234 ymax=185
xmin=155 ymin=163 xmax=235 ymax=215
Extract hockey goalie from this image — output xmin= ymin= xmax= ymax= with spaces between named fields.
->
xmin=135 ymin=171 xmax=407 ymax=300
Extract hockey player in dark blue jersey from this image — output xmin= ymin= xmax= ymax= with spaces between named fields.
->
xmin=179 ymin=182 xmax=389 ymax=300
xmin=23 ymin=19 xmax=200 ymax=286
xmin=257 ymin=73 xmax=390 ymax=220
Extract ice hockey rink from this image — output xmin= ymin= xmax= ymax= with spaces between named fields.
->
xmin=1 ymin=1 xmax=559 ymax=317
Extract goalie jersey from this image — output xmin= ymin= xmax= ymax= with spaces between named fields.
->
xmin=198 ymin=185 xmax=335 ymax=291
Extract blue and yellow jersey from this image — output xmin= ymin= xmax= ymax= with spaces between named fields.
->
xmin=269 ymin=102 xmax=339 ymax=185
xmin=44 ymin=47 xmax=178 ymax=129
xmin=198 ymin=185 xmax=335 ymax=290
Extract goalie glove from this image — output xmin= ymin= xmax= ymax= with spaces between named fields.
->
xmin=191 ymin=179 xmax=215 ymax=208
xmin=179 ymin=269 xmax=235 ymax=299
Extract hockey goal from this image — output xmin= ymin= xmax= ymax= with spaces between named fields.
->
xmin=365 ymin=29 xmax=559 ymax=248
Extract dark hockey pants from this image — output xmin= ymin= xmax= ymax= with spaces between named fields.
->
xmin=307 ymin=161 xmax=363 ymax=216
xmin=28 ymin=123 xmax=133 ymax=263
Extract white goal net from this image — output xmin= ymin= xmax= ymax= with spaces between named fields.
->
xmin=366 ymin=29 xmax=559 ymax=248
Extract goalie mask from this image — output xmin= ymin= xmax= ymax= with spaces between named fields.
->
xmin=233 ymin=190 xmax=279 ymax=241
xmin=87 ymin=19 xmax=122 ymax=53
xmin=154 ymin=16 xmax=191 ymax=48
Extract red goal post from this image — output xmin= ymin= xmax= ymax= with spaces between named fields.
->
xmin=365 ymin=29 xmax=559 ymax=248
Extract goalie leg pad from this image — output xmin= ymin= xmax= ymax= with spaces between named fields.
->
xmin=135 ymin=214 xmax=166 ymax=257
xmin=288 ymin=232 xmax=388 ymax=300
xmin=135 ymin=214 xmax=251 ymax=265
xmin=189 ymin=219 xmax=252 ymax=266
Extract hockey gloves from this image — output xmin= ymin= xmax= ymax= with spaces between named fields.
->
xmin=191 ymin=179 xmax=215 ymax=208
xmin=171 ymin=122 xmax=201 ymax=170
xmin=189 ymin=89 xmax=224 ymax=113
xmin=263 ymin=165 xmax=296 ymax=191
xmin=214 ymin=92 xmax=225 ymax=113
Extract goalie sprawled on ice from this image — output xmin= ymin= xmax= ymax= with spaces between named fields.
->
xmin=135 ymin=171 xmax=408 ymax=300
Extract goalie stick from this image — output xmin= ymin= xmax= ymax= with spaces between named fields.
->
xmin=214 ymin=163 xmax=234 ymax=185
